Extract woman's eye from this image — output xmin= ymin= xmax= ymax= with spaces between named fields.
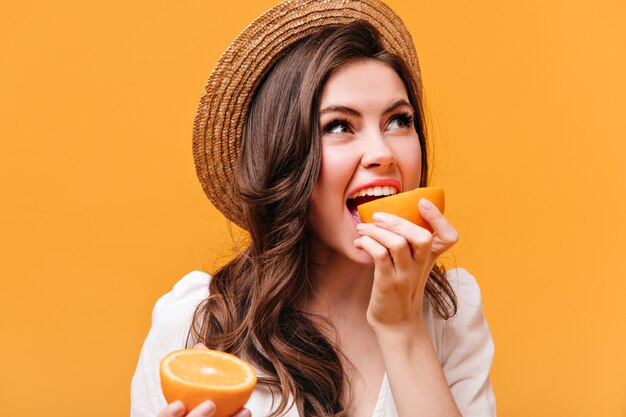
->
xmin=322 ymin=119 xmax=352 ymax=135
xmin=388 ymin=113 xmax=414 ymax=130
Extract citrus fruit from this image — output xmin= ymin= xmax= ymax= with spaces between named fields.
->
xmin=160 ymin=348 xmax=257 ymax=417
xmin=357 ymin=187 xmax=445 ymax=233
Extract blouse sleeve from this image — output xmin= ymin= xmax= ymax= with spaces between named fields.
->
xmin=441 ymin=268 xmax=497 ymax=417
xmin=130 ymin=270 xmax=210 ymax=417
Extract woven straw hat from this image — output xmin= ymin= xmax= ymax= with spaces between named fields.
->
xmin=192 ymin=0 xmax=420 ymax=229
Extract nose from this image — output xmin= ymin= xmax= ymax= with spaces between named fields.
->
xmin=360 ymin=133 xmax=397 ymax=170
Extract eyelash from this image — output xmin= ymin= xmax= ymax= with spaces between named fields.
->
xmin=322 ymin=117 xmax=352 ymax=134
xmin=321 ymin=112 xmax=415 ymax=134
xmin=390 ymin=112 xmax=415 ymax=129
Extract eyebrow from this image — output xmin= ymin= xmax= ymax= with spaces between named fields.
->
xmin=319 ymin=98 xmax=414 ymax=117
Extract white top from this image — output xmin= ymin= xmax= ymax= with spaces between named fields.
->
xmin=131 ymin=268 xmax=496 ymax=417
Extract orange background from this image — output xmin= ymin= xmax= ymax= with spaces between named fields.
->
xmin=1 ymin=0 xmax=625 ymax=416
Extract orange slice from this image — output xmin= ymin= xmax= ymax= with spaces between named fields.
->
xmin=160 ymin=349 xmax=257 ymax=417
xmin=357 ymin=187 xmax=445 ymax=233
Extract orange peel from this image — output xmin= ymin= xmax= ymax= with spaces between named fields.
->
xmin=357 ymin=187 xmax=445 ymax=233
xmin=160 ymin=348 xmax=257 ymax=417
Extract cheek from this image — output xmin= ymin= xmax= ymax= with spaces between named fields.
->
xmin=309 ymin=145 xmax=356 ymax=226
xmin=310 ymin=151 xmax=341 ymax=219
xmin=394 ymin=138 xmax=422 ymax=188
xmin=316 ymin=145 xmax=356 ymax=193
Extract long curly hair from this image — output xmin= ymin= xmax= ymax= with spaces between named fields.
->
xmin=189 ymin=20 xmax=457 ymax=417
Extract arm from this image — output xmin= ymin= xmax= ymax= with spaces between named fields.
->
xmin=354 ymin=198 xmax=462 ymax=417
xmin=375 ymin=321 xmax=461 ymax=417
xmin=375 ymin=269 xmax=496 ymax=417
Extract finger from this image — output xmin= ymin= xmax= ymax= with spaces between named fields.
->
xmin=356 ymin=223 xmax=412 ymax=271
xmin=354 ymin=235 xmax=395 ymax=276
xmin=370 ymin=212 xmax=434 ymax=259
xmin=187 ymin=400 xmax=216 ymax=417
xmin=417 ymin=198 xmax=459 ymax=254
xmin=230 ymin=408 xmax=252 ymax=417
xmin=193 ymin=343 xmax=209 ymax=349
xmin=158 ymin=401 xmax=186 ymax=417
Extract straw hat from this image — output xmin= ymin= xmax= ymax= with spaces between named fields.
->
xmin=192 ymin=0 xmax=420 ymax=229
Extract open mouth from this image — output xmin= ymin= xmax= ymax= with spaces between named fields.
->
xmin=346 ymin=185 xmax=398 ymax=223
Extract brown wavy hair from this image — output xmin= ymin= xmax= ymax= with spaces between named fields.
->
xmin=189 ymin=21 xmax=458 ymax=417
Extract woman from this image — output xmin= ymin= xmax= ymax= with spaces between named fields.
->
xmin=131 ymin=1 xmax=496 ymax=417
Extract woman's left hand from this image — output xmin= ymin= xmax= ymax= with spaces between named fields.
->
xmin=353 ymin=198 xmax=459 ymax=333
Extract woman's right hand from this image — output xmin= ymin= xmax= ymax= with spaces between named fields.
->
xmin=157 ymin=399 xmax=251 ymax=417
xmin=157 ymin=343 xmax=252 ymax=417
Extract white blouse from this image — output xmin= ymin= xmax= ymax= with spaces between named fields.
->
xmin=131 ymin=268 xmax=496 ymax=417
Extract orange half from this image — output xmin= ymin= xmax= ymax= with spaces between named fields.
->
xmin=160 ymin=349 xmax=257 ymax=417
xmin=357 ymin=187 xmax=445 ymax=233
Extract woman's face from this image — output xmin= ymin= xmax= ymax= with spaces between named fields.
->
xmin=310 ymin=59 xmax=422 ymax=266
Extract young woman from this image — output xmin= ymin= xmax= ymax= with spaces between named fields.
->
xmin=131 ymin=1 xmax=496 ymax=417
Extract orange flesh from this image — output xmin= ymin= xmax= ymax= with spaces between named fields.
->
xmin=168 ymin=353 xmax=249 ymax=386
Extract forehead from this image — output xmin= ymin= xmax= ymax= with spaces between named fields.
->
xmin=319 ymin=59 xmax=409 ymax=108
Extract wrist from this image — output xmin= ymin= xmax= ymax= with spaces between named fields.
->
xmin=371 ymin=316 xmax=430 ymax=348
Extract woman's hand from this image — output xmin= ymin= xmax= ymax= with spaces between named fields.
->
xmin=353 ymin=198 xmax=459 ymax=333
xmin=157 ymin=344 xmax=252 ymax=417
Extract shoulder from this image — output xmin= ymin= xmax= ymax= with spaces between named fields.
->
xmin=150 ymin=270 xmax=212 ymax=349
xmin=423 ymin=267 xmax=488 ymax=350
xmin=441 ymin=267 xmax=492 ymax=345
xmin=138 ymin=268 xmax=212 ymax=356
xmin=445 ymin=267 xmax=484 ymax=310
xmin=422 ymin=267 xmax=486 ymax=361
xmin=152 ymin=270 xmax=211 ymax=326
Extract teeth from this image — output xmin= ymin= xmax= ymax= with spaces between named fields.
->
xmin=348 ymin=185 xmax=398 ymax=200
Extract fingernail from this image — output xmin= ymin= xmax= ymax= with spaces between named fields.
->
xmin=372 ymin=212 xmax=389 ymax=222
xmin=419 ymin=198 xmax=433 ymax=210
xmin=356 ymin=223 xmax=366 ymax=230
xmin=196 ymin=400 xmax=216 ymax=416
xmin=166 ymin=401 xmax=185 ymax=416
